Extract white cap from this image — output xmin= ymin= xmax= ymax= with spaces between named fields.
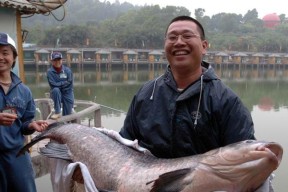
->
xmin=0 ymin=32 xmax=17 ymax=52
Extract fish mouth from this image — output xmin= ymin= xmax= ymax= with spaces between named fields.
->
xmin=255 ymin=142 xmax=283 ymax=168
xmin=197 ymin=142 xmax=283 ymax=191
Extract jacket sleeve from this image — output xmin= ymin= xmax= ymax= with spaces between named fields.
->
xmin=218 ymin=88 xmax=256 ymax=145
xmin=119 ymin=95 xmax=139 ymax=141
xmin=21 ymin=90 xmax=36 ymax=135
xmin=47 ymin=68 xmax=72 ymax=89
xmin=47 ymin=70 xmax=63 ymax=88
xmin=62 ymin=68 xmax=74 ymax=91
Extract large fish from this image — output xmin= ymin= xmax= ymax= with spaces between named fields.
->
xmin=18 ymin=123 xmax=283 ymax=192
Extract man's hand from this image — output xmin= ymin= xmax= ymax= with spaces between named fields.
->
xmin=0 ymin=113 xmax=17 ymax=126
xmin=28 ymin=120 xmax=49 ymax=132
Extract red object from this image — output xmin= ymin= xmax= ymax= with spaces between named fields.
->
xmin=258 ymin=97 xmax=274 ymax=111
xmin=262 ymin=13 xmax=280 ymax=28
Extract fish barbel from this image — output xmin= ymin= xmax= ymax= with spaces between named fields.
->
xmin=18 ymin=123 xmax=283 ymax=192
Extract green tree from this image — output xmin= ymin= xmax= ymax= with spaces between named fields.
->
xmin=210 ymin=13 xmax=242 ymax=33
xmin=194 ymin=8 xmax=205 ymax=20
xmin=242 ymin=9 xmax=258 ymax=23
xmin=279 ymin=14 xmax=286 ymax=23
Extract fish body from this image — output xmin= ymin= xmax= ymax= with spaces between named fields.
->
xmin=19 ymin=123 xmax=283 ymax=192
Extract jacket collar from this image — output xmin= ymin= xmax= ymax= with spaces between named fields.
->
xmin=164 ymin=61 xmax=218 ymax=90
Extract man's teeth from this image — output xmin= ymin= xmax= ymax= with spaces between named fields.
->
xmin=175 ymin=51 xmax=188 ymax=55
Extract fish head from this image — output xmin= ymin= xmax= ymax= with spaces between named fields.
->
xmin=202 ymin=140 xmax=282 ymax=166
xmin=199 ymin=140 xmax=283 ymax=191
xmin=222 ymin=140 xmax=282 ymax=167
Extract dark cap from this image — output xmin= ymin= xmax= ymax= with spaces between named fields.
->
xmin=51 ymin=52 xmax=62 ymax=60
xmin=0 ymin=32 xmax=17 ymax=52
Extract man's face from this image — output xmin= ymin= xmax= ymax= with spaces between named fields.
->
xmin=0 ymin=45 xmax=15 ymax=73
xmin=164 ymin=20 xmax=208 ymax=72
xmin=52 ymin=58 xmax=62 ymax=68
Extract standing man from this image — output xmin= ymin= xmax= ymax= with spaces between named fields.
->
xmin=47 ymin=52 xmax=74 ymax=119
xmin=118 ymin=15 xmax=274 ymax=190
xmin=0 ymin=32 xmax=48 ymax=192
xmin=118 ymin=16 xmax=275 ymax=190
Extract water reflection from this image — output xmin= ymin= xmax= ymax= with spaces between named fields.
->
xmin=27 ymin=64 xmax=167 ymax=85
xmin=251 ymin=106 xmax=288 ymax=191
xmin=25 ymin=64 xmax=288 ymax=191
xmin=27 ymin=63 xmax=288 ymax=86
xmin=25 ymin=64 xmax=288 ymax=112
xmin=213 ymin=64 xmax=288 ymax=80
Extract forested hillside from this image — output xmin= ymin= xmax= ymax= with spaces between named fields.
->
xmin=22 ymin=0 xmax=288 ymax=52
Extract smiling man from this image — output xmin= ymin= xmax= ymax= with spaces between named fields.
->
xmin=0 ymin=32 xmax=48 ymax=192
xmin=47 ymin=52 xmax=74 ymax=119
xmin=164 ymin=16 xmax=208 ymax=90
xmin=118 ymin=16 xmax=275 ymax=190
xmin=120 ymin=15 xmax=255 ymax=158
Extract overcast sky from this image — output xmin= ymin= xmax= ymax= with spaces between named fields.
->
xmin=111 ymin=0 xmax=287 ymax=18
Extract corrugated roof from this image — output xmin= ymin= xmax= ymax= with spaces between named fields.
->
xmin=234 ymin=52 xmax=248 ymax=57
xmin=0 ymin=0 xmax=67 ymax=15
xmin=149 ymin=50 xmax=163 ymax=55
xmin=96 ymin=49 xmax=111 ymax=54
xmin=35 ymin=48 xmax=49 ymax=53
xmin=67 ymin=49 xmax=80 ymax=54
xmin=215 ymin=52 xmax=229 ymax=56
xmin=0 ymin=0 xmax=36 ymax=14
xmin=252 ymin=53 xmax=265 ymax=57
xmin=123 ymin=50 xmax=137 ymax=55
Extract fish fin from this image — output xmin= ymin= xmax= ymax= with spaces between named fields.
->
xmin=16 ymin=122 xmax=65 ymax=157
xmin=39 ymin=141 xmax=72 ymax=161
xmin=148 ymin=168 xmax=193 ymax=192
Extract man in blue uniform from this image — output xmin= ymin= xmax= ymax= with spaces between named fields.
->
xmin=0 ymin=32 xmax=48 ymax=192
xmin=47 ymin=52 xmax=74 ymax=119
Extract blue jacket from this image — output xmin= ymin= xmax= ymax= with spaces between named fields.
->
xmin=0 ymin=72 xmax=35 ymax=151
xmin=47 ymin=64 xmax=74 ymax=94
xmin=120 ymin=62 xmax=255 ymax=158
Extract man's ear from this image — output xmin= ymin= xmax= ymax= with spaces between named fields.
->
xmin=202 ymin=40 xmax=209 ymax=54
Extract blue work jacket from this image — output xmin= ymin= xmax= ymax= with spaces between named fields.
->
xmin=0 ymin=72 xmax=35 ymax=151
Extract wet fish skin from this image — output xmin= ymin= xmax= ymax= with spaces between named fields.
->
xmin=18 ymin=123 xmax=283 ymax=192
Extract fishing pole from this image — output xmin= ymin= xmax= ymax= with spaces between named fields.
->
xmin=99 ymin=104 xmax=126 ymax=114
xmin=94 ymin=96 xmax=127 ymax=114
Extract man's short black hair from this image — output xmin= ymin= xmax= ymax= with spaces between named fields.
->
xmin=165 ymin=15 xmax=205 ymax=40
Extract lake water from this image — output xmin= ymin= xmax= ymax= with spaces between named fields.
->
xmin=24 ymin=64 xmax=288 ymax=191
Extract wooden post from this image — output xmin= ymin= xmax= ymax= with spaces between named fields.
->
xmin=94 ymin=109 xmax=101 ymax=127
xmin=16 ymin=11 xmax=25 ymax=82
